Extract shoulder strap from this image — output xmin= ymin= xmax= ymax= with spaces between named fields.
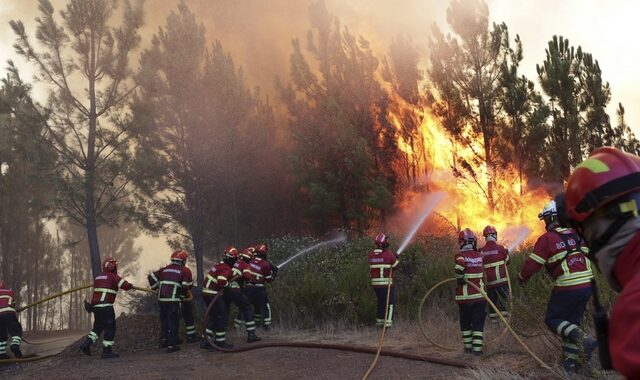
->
xmin=550 ymin=229 xmax=582 ymax=269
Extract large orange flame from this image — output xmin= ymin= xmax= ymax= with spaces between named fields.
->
xmin=385 ymin=90 xmax=549 ymax=248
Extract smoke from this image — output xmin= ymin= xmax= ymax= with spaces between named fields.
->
xmin=501 ymin=225 xmax=531 ymax=251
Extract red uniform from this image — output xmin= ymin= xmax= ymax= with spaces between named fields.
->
xmin=231 ymin=260 xmax=253 ymax=289
xmin=248 ymin=257 xmax=273 ymax=285
xmin=151 ymin=263 xmax=192 ymax=302
xmin=368 ymin=249 xmax=399 ymax=287
xmin=0 ymin=289 xmax=16 ymax=316
xmin=609 ymin=232 xmax=640 ymax=377
xmin=91 ymin=271 xmax=132 ymax=307
xmin=203 ymin=262 xmax=233 ymax=295
xmin=480 ymin=241 xmax=509 ymax=288
xmin=454 ymin=249 xmax=484 ymax=303
xmin=519 ymin=227 xmax=593 ymax=291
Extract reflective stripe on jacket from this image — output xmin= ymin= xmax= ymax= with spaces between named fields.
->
xmin=91 ymin=271 xmax=132 ymax=306
xmin=481 ymin=241 xmax=509 ymax=287
xmin=455 ymin=249 xmax=485 ymax=303
xmin=0 ymin=289 xmax=16 ymax=315
xmin=519 ymin=227 xmax=593 ymax=290
xmin=368 ymin=249 xmax=399 ymax=287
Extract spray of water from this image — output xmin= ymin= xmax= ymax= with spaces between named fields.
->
xmin=502 ymin=226 xmax=532 ymax=251
xmin=397 ymin=192 xmax=447 ymax=255
xmin=276 ymin=231 xmax=348 ymax=269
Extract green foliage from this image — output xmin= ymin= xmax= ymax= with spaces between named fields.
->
xmin=278 ymin=1 xmax=397 ymax=232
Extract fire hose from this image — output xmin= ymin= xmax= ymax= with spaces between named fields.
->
xmin=201 ymin=286 xmax=474 ymax=372
xmin=0 ymin=284 xmax=163 ymax=365
xmin=418 ymin=277 xmax=564 ymax=378
xmin=361 ymin=269 xmax=393 ymax=380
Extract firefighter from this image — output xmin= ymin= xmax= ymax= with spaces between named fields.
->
xmin=367 ymin=233 xmax=398 ymax=328
xmin=455 ymin=228 xmax=486 ymax=356
xmin=480 ymin=225 xmax=510 ymax=324
xmin=200 ymin=248 xmax=235 ymax=349
xmin=0 ymin=281 xmax=23 ymax=359
xmin=247 ymin=243 xmax=275 ymax=331
xmin=222 ymin=246 xmax=261 ymax=343
xmin=149 ymin=250 xmax=193 ymax=353
xmin=232 ymin=247 xmax=256 ymax=329
xmin=148 ymin=250 xmax=196 ymax=346
xmin=518 ymin=201 xmax=597 ymax=373
xmin=79 ymin=257 xmax=133 ymax=358
xmin=556 ymin=147 xmax=640 ymax=377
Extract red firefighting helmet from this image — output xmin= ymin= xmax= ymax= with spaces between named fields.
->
xmin=0 ymin=281 xmax=5 ymax=289
xmin=254 ymin=243 xmax=268 ymax=255
xmin=374 ymin=233 xmax=389 ymax=247
xmin=241 ymin=247 xmax=255 ymax=260
xmin=482 ymin=225 xmax=497 ymax=237
xmin=171 ymin=249 xmax=188 ymax=264
xmin=103 ymin=257 xmax=118 ymax=272
xmin=458 ymin=228 xmax=477 ymax=246
xmin=564 ymin=147 xmax=640 ymax=223
xmin=224 ymin=246 xmax=239 ymax=259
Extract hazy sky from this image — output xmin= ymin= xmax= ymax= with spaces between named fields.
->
xmin=1 ymin=0 xmax=639 ymax=279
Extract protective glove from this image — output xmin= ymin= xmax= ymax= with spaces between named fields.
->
xmin=456 ymin=276 xmax=465 ymax=286
xmin=517 ymin=273 xmax=526 ymax=286
xmin=83 ymin=300 xmax=94 ymax=314
xmin=271 ymin=265 xmax=279 ymax=279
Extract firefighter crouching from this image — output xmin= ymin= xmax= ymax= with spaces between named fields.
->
xmin=518 ymin=201 xmax=597 ymax=373
xmin=367 ymin=233 xmax=398 ymax=328
xmin=0 ymin=281 xmax=23 ymax=359
xmin=149 ymin=250 xmax=193 ymax=353
xmin=480 ymin=225 xmax=510 ymax=324
xmin=455 ymin=228 xmax=486 ymax=356
xmin=222 ymin=246 xmax=261 ymax=343
xmin=200 ymin=249 xmax=235 ymax=349
xmin=557 ymin=147 xmax=640 ymax=377
xmin=80 ymin=257 xmax=133 ymax=358
xmin=247 ymin=243 xmax=275 ymax=331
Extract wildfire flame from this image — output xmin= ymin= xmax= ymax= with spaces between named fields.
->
xmin=385 ymin=89 xmax=550 ymax=249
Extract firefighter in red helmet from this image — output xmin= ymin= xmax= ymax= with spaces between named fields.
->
xmin=247 ymin=243 xmax=275 ymax=331
xmin=479 ymin=225 xmax=510 ymax=324
xmin=80 ymin=257 xmax=133 ymax=358
xmin=200 ymin=246 xmax=236 ymax=349
xmin=367 ymin=233 xmax=398 ymax=328
xmin=518 ymin=201 xmax=597 ymax=373
xmin=148 ymin=250 xmax=193 ymax=353
xmin=556 ymin=146 xmax=640 ymax=377
xmin=455 ymin=228 xmax=486 ymax=356
xmin=0 ymin=281 xmax=23 ymax=359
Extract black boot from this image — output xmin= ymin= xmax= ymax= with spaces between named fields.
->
xmin=263 ymin=325 xmax=271 ymax=332
xmin=158 ymin=338 xmax=168 ymax=348
xmin=247 ymin=330 xmax=261 ymax=343
xmin=0 ymin=353 xmax=9 ymax=360
xmin=10 ymin=344 xmax=22 ymax=358
xmin=214 ymin=340 xmax=234 ymax=349
xmin=200 ymin=337 xmax=212 ymax=349
xmin=79 ymin=338 xmax=93 ymax=356
xmin=186 ymin=334 xmax=199 ymax=343
xmin=167 ymin=345 xmax=181 ymax=353
xmin=101 ymin=346 xmax=120 ymax=359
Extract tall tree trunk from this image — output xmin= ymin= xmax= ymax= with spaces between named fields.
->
xmin=86 ymin=25 xmax=102 ymax=277
xmin=192 ymin=232 xmax=204 ymax=286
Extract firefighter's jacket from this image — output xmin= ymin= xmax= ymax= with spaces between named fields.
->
xmin=230 ymin=260 xmax=253 ymax=289
xmin=248 ymin=257 xmax=273 ymax=286
xmin=480 ymin=241 xmax=509 ymax=288
xmin=203 ymin=262 xmax=233 ymax=296
xmin=0 ymin=287 xmax=16 ymax=316
xmin=91 ymin=271 xmax=132 ymax=308
xmin=519 ymin=227 xmax=593 ymax=290
xmin=150 ymin=263 xmax=193 ymax=302
xmin=368 ymin=249 xmax=399 ymax=288
xmin=454 ymin=248 xmax=485 ymax=303
xmin=608 ymin=231 xmax=640 ymax=377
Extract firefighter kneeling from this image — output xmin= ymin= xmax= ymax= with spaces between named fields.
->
xmin=455 ymin=229 xmax=486 ymax=356
xmin=0 ymin=281 xmax=23 ymax=359
xmin=80 ymin=257 xmax=133 ymax=358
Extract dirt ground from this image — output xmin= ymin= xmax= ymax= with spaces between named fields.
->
xmin=0 ymin=314 xmax=618 ymax=380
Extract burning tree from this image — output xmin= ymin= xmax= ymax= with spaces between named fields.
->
xmin=428 ymin=0 xmax=512 ymax=210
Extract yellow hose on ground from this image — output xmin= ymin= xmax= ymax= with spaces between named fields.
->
xmin=418 ymin=277 xmax=563 ymax=378
xmin=362 ymin=269 xmax=393 ymax=380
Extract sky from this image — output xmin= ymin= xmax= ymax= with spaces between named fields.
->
xmin=1 ymin=0 xmax=639 ymax=280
